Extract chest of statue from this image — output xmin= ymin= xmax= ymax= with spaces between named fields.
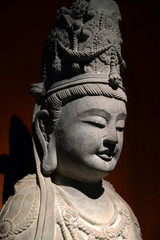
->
xmin=54 ymin=182 xmax=142 ymax=240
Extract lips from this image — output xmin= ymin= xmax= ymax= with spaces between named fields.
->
xmin=96 ymin=150 xmax=115 ymax=162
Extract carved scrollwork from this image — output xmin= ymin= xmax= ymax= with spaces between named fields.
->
xmin=40 ymin=0 xmax=126 ymax=92
xmin=0 ymin=175 xmax=40 ymax=239
xmin=56 ymin=185 xmax=131 ymax=240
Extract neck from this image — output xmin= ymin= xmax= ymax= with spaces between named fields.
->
xmin=52 ymin=171 xmax=104 ymax=199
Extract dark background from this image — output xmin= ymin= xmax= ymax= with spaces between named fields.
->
xmin=0 ymin=0 xmax=160 ymax=239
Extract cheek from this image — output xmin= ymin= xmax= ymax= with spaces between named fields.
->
xmin=117 ymin=132 xmax=124 ymax=151
xmin=57 ymin=124 xmax=102 ymax=155
xmin=78 ymin=133 xmax=100 ymax=154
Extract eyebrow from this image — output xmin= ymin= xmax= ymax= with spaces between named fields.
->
xmin=78 ymin=108 xmax=127 ymax=120
xmin=116 ymin=113 xmax=127 ymax=121
xmin=77 ymin=108 xmax=111 ymax=119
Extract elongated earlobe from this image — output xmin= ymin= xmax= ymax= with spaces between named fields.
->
xmin=34 ymin=109 xmax=57 ymax=175
xmin=44 ymin=132 xmax=57 ymax=174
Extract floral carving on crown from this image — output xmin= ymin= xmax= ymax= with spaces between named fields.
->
xmin=41 ymin=0 xmax=126 ymax=91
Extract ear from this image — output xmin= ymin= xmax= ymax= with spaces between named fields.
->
xmin=34 ymin=109 xmax=57 ymax=175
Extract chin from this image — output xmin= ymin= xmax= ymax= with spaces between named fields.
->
xmin=105 ymin=157 xmax=118 ymax=171
xmin=99 ymin=159 xmax=118 ymax=179
xmin=94 ymin=155 xmax=118 ymax=172
xmin=82 ymin=159 xmax=118 ymax=182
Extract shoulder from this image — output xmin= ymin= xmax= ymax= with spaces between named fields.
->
xmin=0 ymin=174 xmax=40 ymax=240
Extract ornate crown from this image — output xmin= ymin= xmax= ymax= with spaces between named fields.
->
xmin=31 ymin=0 xmax=126 ymax=99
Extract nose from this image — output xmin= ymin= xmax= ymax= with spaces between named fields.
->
xmin=103 ymin=137 xmax=117 ymax=155
xmin=103 ymin=126 xmax=118 ymax=149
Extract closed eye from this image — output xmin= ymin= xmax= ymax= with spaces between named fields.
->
xmin=116 ymin=127 xmax=124 ymax=132
xmin=82 ymin=120 xmax=105 ymax=128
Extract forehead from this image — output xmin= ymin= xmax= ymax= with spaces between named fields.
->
xmin=61 ymin=96 xmax=127 ymax=119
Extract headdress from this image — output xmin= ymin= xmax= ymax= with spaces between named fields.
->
xmin=31 ymin=0 xmax=127 ymax=103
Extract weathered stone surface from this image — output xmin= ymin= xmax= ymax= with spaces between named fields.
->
xmin=0 ymin=0 xmax=142 ymax=239
xmin=0 ymin=175 xmax=40 ymax=240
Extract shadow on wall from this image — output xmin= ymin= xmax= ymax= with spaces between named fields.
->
xmin=0 ymin=155 xmax=8 ymax=175
xmin=0 ymin=116 xmax=36 ymax=204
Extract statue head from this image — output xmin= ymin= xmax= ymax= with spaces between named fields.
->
xmin=55 ymin=96 xmax=126 ymax=182
xmin=30 ymin=0 xmax=127 ymax=182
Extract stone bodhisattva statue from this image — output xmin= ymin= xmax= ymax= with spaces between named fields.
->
xmin=0 ymin=0 xmax=142 ymax=239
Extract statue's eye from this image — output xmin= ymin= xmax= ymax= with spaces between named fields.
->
xmin=116 ymin=127 xmax=124 ymax=132
xmin=116 ymin=120 xmax=125 ymax=132
xmin=81 ymin=116 xmax=106 ymax=128
xmin=82 ymin=121 xmax=105 ymax=128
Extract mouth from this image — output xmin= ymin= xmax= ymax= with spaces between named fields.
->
xmin=97 ymin=154 xmax=112 ymax=162
xmin=97 ymin=150 xmax=115 ymax=162
xmin=96 ymin=150 xmax=115 ymax=162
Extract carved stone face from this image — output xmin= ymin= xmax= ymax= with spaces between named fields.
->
xmin=54 ymin=96 xmax=127 ymax=182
